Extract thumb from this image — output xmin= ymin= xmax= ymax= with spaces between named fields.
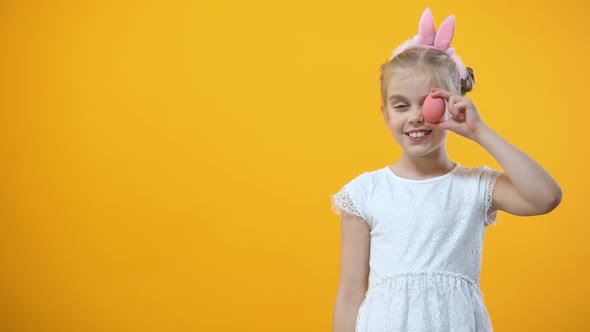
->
xmin=427 ymin=119 xmax=452 ymax=131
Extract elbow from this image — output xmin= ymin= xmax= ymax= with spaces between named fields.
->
xmin=537 ymin=187 xmax=563 ymax=214
xmin=550 ymin=189 xmax=563 ymax=212
xmin=336 ymin=286 xmax=367 ymax=305
xmin=336 ymin=281 xmax=368 ymax=305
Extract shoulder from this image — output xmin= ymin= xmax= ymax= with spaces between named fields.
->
xmin=342 ymin=166 xmax=385 ymax=190
xmin=463 ymin=164 xmax=504 ymax=226
xmin=453 ymin=164 xmax=502 ymax=182
xmin=330 ymin=167 xmax=386 ymax=227
xmin=341 ymin=171 xmax=369 ymax=191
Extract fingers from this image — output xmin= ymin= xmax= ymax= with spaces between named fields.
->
xmin=452 ymin=112 xmax=465 ymax=122
xmin=430 ymin=87 xmax=453 ymax=99
xmin=449 ymin=99 xmax=470 ymax=122
xmin=430 ymin=88 xmax=472 ymax=122
xmin=446 ymin=95 xmax=460 ymax=119
xmin=430 ymin=88 xmax=464 ymax=102
xmin=427 ymin=118 xmax=454 ymax=131
xmin=449 ymin=96 xmax=464 ymax=118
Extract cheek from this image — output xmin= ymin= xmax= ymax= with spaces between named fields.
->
xmin=390 ymin=121 xmax=405 ymax=133
xmin=388 ymin=112 xmax=407 ymax=124
xmin=435 ymin=130 xmax=449 ymax=141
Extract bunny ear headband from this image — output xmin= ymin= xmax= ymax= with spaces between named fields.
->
xmin=390 ymin=7 xmax=468 ymax=80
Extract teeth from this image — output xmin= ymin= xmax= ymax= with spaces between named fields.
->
xmin=409 ymin=132 xmax=427 ymax=138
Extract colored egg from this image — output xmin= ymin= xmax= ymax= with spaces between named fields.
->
xmin=423 ymin=94 xmax=446 ymax=123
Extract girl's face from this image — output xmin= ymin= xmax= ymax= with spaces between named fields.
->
xmin=381 ymin=71 xmax=450 ymax=157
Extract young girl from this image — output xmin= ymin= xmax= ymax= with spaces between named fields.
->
xmin=330 ymin=7 xmax=562 ymax=332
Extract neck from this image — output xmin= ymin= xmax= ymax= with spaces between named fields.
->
xmin=398 ymin=147 xmax=455 ymax=177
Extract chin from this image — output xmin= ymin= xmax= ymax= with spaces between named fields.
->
xmin=405 ymin=148 xmax=436 ymax=157
xmin=404 ymin=140 xmax=445 ymax=155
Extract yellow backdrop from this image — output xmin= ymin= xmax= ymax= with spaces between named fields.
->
xmin=1 ymin=0 xmax=588 ymax=331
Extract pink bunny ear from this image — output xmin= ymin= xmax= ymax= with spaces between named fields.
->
xmin=417 ymin=7 xmax=436 ymax=45
xmin=434 ymin=15 xmax=455 ymax=50
xmin=389 ymin=8 xmax=468 ymax=79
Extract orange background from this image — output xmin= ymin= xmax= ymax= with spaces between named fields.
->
xmin=1 ymin=0 xmax=588 ymax=331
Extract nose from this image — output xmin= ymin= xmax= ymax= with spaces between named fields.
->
xmin=408 ymin=107 xmax=425 ymax=125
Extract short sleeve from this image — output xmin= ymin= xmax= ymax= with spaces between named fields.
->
xmin=329 ymin=173 xmax=370 ymax=226
xmin=479 ymin=166 xmax=503 ymax=227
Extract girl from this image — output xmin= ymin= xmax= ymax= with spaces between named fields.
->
xmin=330 ymin=7 xmax=562 ymax=332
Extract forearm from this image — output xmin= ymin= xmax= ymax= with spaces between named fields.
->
xmin=474 ymin=125 xmax=562 ymax=209
xmin=333 ymin=293 xmax=364 ymax=332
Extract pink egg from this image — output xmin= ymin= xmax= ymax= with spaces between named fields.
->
xmin=423 ymin=94 xmax=446 ymax=123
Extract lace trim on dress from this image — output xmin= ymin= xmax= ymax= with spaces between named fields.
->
xmin=330 ymin=187 xmax=368 ymax=223
xmin=484 ymin=170 xmax=503 ymax=227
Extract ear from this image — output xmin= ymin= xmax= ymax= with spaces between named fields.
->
xmin=418 ymin=7 xmax=436 ymax=45
xmin=434 ymin=14 xmax=455 ymax=50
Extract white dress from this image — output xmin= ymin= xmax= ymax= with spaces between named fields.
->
xmin=330 ymin=163 xmax=503 ymax=332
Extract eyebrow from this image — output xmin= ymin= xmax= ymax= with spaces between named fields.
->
xmin=388 ymin=94 xmax=429 ymax=103
xmin=388 ymin=94 xmax=406 ymax=102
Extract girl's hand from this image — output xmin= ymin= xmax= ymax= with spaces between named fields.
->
xmin=427 ymin=88 xmax=488 ymax=141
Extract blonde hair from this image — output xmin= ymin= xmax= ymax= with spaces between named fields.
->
xmin=379 ymin=47 xmax=475 ymax=107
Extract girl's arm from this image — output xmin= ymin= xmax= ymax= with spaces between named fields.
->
xmin=429 ymin=88 xmax=563 ymax=216
xmin=473 ymin=125 xmax=562 ymax=215
xmin=333 ymin=211 xmax=370 ymax=332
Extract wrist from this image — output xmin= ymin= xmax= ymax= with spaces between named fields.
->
xmin=472 ymin=124 xmax=493 ymax=144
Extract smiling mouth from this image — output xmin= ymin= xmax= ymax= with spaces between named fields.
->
xmin=405 ymin=130 xmax=432 ymax=138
